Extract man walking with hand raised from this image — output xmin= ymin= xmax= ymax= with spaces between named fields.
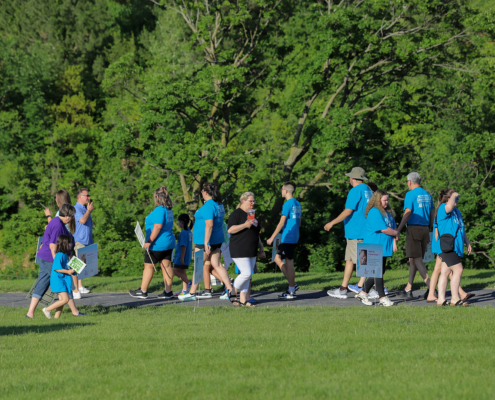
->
xmin=73 ymin=188 xmax=94 ymax=297
xmin=396 ymin=172 xmax=434 ymax=299
xmin=325 ymin=167 xmax=373 ymax=299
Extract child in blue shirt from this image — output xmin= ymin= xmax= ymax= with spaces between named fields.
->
xmin=173 ymin=214 xmax=193 ymax=295
xmin=267 ymin=181 xmax=302 ymax=300
xmin=42 ymin=235 xmax=77 ymax=319
xmin=355 ymin=190 xmax=398 ymax=307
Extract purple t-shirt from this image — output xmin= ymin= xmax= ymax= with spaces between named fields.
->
xmin=37 ymin=217 xmax=70 ymax=263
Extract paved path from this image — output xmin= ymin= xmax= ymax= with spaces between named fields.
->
xmin=2 ymin=289 xmax=494 ymax=308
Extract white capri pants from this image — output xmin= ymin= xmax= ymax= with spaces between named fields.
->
xmin=232 ymin=257 xmax=256 ymax=293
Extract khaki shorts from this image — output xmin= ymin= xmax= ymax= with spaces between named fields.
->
xmin=345 ymin=239 xmax=363 ymax=264
xmin=406 ymin=225 xmax=429 ymax=258
xmin=74 ymin=242 xmax=86 ymax=257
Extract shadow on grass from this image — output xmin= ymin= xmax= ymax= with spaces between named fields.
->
xmin=0 ymin=322 xmax=95 ymax=336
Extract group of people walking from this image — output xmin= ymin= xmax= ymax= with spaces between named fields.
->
xmin=28 ymin=166 xmax=472 ymax=318
xmin=326 ymin=168 xmax=472 ymax=307
xmin=26 ymin=188 xmax=94 ymax=319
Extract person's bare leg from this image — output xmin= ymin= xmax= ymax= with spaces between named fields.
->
xmin=437 ymin=262 xmax=450 ymax=305
xmin=173 ymin=268 xmax=189 ymax=290
xmin=46 ymin=293 xmax=69 ymax=313
xmin=274 ymin=255 xmax=295 ymax=287
xmin=427 ymin=256 xmax=442 ymax=301
xmin=210 ymin=251 xmax=233 ymax=291
xmin=54 ymin=305 xmax=64 ymax=319
xmin=203 ymin=258 xmax=212 ymax=289
xmin=449 ymin=263 xmax=463 ymax=304
xmin=72 ymin=275 xmax=80 ymax=294
xmin=140 ymin=263 xmax=156 ymax=292
xmin=67 ymin=300 xmax=80 ymax=315
xmin=27 ymin=297 xmax=41 ymax=318
xmin=160 ymin=260 xmax=173 ymax=292
xmin=78 ymin=278 xmax=84 ymax=289
xmin=357 ymin=277 xmax=366 ymax=288
xmin=247 ymin=279 xmax=252 ymax=302
xmin=342 ymin=260 xmax=355 ymax=288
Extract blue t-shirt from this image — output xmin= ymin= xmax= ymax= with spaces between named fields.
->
xmin=73 ymin=202 xmax=94 ymax=245
xmin=50 ymin=252 xmax=72 ymax=293
xmin=363 ymin=208 xmax=396 ymax=257
xmin=344 ymin=184 xmax=373 ymax=239
xmin=436 ymin=204 xmax=465 ymax=257
xmin=145 ymin=206 xmax=176 ymax=251
xmin=281 ymin=198 xmax=302 ymax=244
xmin=174 ymin=229 xmax=193 ymax=266
xmin=193 ymin=200 xmax=225 ymax=245
xmin=404 ymin=187 xmax=434 ymax=226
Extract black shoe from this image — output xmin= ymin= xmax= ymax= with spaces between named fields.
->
xmin=423 ymin=289 xmax=430 ymax=300
xmin=157 ymin=291 xmax=174 ymax=299
xmin=278 ymin=290 xmax=297 ymax=299
xmin=129 ymin=289 xmax=148 ymax=299
xmin=398 ymin=289 xmax=413 ymax=299
xmin=286 ymin=283 xmax=300 ymax=292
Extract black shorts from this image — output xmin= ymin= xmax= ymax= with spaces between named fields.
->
xmin=276 ymin=243 xmax=296 ymax=260
xmin=144 ymin=249 xmax=173 ymax=264
xmin=173 ymin=264 xmax=189 ymax=270
xmin=439 ymin=252 xmax=462 ymax=267
xmin=195 ymin=243 xmax=222 ymax=251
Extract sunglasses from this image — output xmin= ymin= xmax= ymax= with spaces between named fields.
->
xmin=80 ymin=194 xmax=91 ymax=197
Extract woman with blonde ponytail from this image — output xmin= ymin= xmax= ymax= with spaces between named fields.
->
xmin=129 ymin=186 xmax=176 ymax=300
xmin=355 ymin=190 xmax=398 ymax=307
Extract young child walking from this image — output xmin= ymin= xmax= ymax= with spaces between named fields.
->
xmin=42 ymin=235 xmax=77 ymax=319
xmin=173 ymin=214 xmax=193 ymax=295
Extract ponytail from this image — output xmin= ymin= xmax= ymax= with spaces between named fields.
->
xmin=203 ymin=182 xmax=222 ymax=203
xmin=154 ymin=186 xmax=173 ymax=209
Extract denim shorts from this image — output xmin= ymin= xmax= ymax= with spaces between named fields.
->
xmin=33 ymin=258 xmax=52 ymax=299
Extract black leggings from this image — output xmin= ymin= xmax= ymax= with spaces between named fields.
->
xmin=363 ymin=257 xmax=388 ymax=298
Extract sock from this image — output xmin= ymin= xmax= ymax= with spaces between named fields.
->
xmin=340 ymin=286 xmax=347 ymax=291
xmin=289 ymin=286 xmax=295 ymax=293
xmin=358 ymin=286 xmax=363 ymax=289
xmin=141 ymin=290 xmax=147 ymax=294
xmin=406 ymin=289 xmax=411 ymax=293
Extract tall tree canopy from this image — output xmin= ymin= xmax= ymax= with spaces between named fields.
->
xmin=1 ymin=0 xmax=494 ymax=275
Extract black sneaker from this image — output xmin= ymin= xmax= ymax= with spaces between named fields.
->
xmin=197 ymin=289 xmax=213 ymax=299
xmin=398 ymin=289 xmax=413 ymax=299
xmin=157 ymin=291 xmax=174 ymax=299
xmin=129 ymin=289 xmax=148 ymax=299
xmin=278 ymin=290 xmax=296 ymax=299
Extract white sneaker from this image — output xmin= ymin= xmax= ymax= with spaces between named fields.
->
xmin=42 ymin=307 xmax=52 ymax=319
xmin=73 ymin=291 xmax=82 ymax=299
xmin=219 ymin=290 xmax=231 ymax=300
xmin=327 ymin=288 xmax=347 ymax=299
xmin=179 ymin=292 xmax=197 ymax=302
xmin=79 ymin=287 xmax=90 ymax=294
xmin=355 ymin=292 xmax=373 ymax=306
xmin=368 ymin=289 xmax=379 ymax=299
xmin=379 ymin=296 xmax=394 ymax=307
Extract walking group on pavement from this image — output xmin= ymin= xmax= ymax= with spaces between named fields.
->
xmin=27 ymin=166 xmax=473 ymax=318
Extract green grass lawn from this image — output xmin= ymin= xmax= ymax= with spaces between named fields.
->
xmin=1 ymin=305 xmax=495 ymax=399
xmin=1 ymin=269 xmax=495 ymax=294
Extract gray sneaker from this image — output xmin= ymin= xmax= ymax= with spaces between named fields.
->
xmin=327 ymin=288 xmax=347 ymax=299
xmin=197 ymin=290 xmax=213 ymax=299
xmin=379 ymin=296 xmax=394 ymax=307
xmin=355 ymin=293 xmax=373 ymax=306
xmin=368 ymin=289 xmax=379 ymax=299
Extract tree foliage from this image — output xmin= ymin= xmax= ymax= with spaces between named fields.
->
xmin=1 ymin=0 xmax=494 ymax=276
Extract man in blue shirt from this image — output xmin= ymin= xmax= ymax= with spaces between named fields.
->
xmin=324 ymin=167 xmax=373 ymax=299
xmin=396 ymin=172 xmax=434 ymax=299
xmin=73 ymin=188 xmax=94 ymax=297
xmin=267 ymin=181 xmax=302 ymax=299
